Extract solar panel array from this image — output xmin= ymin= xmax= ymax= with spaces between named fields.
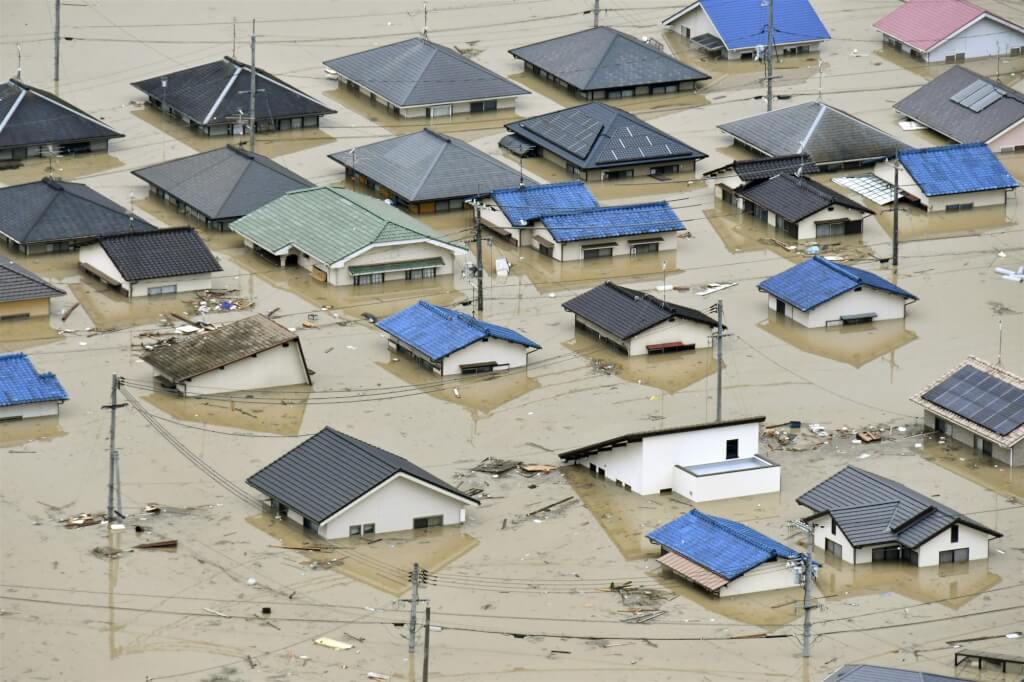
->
xmin=521 ymin=109 xmax=602 ymax=158
xmin=950 ymin=79 xmax=1006 ymax=113
xmin=922 ymin=365 xmax=1024 ymax=436
xmin=594 ymin=123 xmax=684 ymax=164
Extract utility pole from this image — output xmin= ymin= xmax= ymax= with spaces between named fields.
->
xmin=889 ymin=157 xmax=902 ymax=268
xmin=408 ymin=563 xmax=419 ymax=653
xmin=249 ymin=19 xmax=257 ymax=152
xmin=709 ymin=300 xmax=727 ymax=422
xmin=593 ymin=0 xmax=600 ymax=28
xmin=765 ymin=0 xmax=775 ymax=111
xmin=54 ymin=0 xmax=61 ymax=86
xmin=232 ymin=17 xmax=237 ymax=59
xmin=103 ymin=374 xmax=126 ymax=523
xmin=422 ymin=606 xmax=431 ymax=682
xmin=423 ymin=2 xmax=429 ymax=39
xmin=474 ymin=199 xmax=484 ymax=315
xmin=789 ymin=520 xmax=816 ymax=658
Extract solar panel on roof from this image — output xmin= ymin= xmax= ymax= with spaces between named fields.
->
xmin=950 ymin=79 xmax=1006 ymax=113
xmin=922 ymin=365 xmax=1024 ymax=436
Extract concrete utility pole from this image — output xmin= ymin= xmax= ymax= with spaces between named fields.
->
xmin=593 ymin=0 xmax=600 ymax=28
xmin=103 ymin=374 xmax=125 ymax=522
xmin=401 ymin=563 xmax=427 ymax=655
xmin=232 ymin=17 xmax=237 ymax=59
xmin=423 ymin=2 xmax=429 ymax=39
xmin=891 ymin=158 xmax=900 ymax=268
xmin=249 ymin=19 xmax=257 ymax=152
xmin=474 ymin=200 xmax=484 ymax=315
xmin=710 ymin=299 xmax=725 ymax=422
xmin=789 ymin=520 xmax=816 ymax=658
xmin=422 ymin=606 xmax=431 ymax=682
xmin=765 ymin=0 xmax=775 ymax=111
xmin=54 ymin=0 xmax=61 ymax=85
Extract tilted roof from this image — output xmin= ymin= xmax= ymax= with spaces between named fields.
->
xmin=0 ymin=259 xmax=64 ymax=303
xmin=246 ymin=427 xmax=478 ymax=524
xmin=510 ymin=27 xmax=709 ymax=92
xmin=703 ymin=154 xmax=819 ymax=181
xmin=0 ymin=178 xmax=156 ymax=247
xmin=897 ymin=143 xmax=1018 ymax=197
xmin=505 ymin=102 xmax=706 ymax=171
xmin=323 ymin=37 xmax=528 ymax=107
xmin=141 ymin=315 xmax=300 ymax=384
xmin=664 ymin=0 xmax=829 ymax=50
xmin=230 ymin=187 xmax=464 ymax=266
xmin=872 ymin=0 xmax=1020 ymax=52
xmin=377 ymin=300 xmax=539 ymax=362
xmin=95 ymin=228 xmax=222 ymax=282
xmin=719 ymin=101 xmax=910 ymax=164
xmin=737 ymin=173 xmax=871 ymax=223
xmin=0 ymin=78 xmax=122 ymax=151
xmin=131 ymin=56 xmax=334 ymax=126
xmin=822 ymin=664 xmax=969 ymax=682
xmin=491 ymin=181 xmax=599 ymax=226
xmin=559 ymin=416 xmax=765 ymax=461
xmin=797 ymin=466 xmax=1001 ymax=548
xmin=757 ymin=256 xmax=916 ymax=312
xmin=562 ymin=281 xmax=717 ymax=340
xmin=132 ymin=145 xmax=313 ymax=221
xmin=647 ymin=510 xmax=799 ymax=581
xmin=0 ymin=353 xmax=68 ymax=407
xmin=541 ymin=201 xmax=684 ymax=243
xmin=329 ymin=128 xmax=534 ymax=202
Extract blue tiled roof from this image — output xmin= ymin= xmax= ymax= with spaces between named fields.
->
xmin=696 ymin=0 xmax=830 ymax=50
xmin=0 ymin=353 xmax=68 ymax=407
xmin=758 ymin=256 xmax=917 ymax=312
xmin=646 ymin=510 xmax=799 ymax=580
xmin=492 ymin=181 xmax=598 ymax=227
xmin=541 ymin=201 xmax=684 ymax=243
xmin=898 ymin=143 xmax=1018 ymax=197
xmin=377 ymin=301 xmax=540 ymax=362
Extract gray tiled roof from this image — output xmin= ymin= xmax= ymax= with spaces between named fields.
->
xmin=510 ymin=27 xmax=709 ymax=92
xmin=0 ymin=79 xmax=122 ymax=151
xmin=505 ymin=102 xmax=705 ymax=170
xmin=822 ymin=664 xmax=963 ymax=682
xmin=719 ymin=101 xmax=910 ymax=164
xmin=97 ymin=227 xmax=222 ymax=282
xmin=704 ymin=154 xmax=819 ymax=181
xmin=0 ymin=179 xmax=156 ymax=247
xmin=797 ymin=466 xmax=1000 ymax=548
xmin=328 ymin=128 xmax=533 ymax=202
xmin=246 ymin=427 xmax=478 ymax=523
xmin=324 ymin=37 xmax=528 ymax=108
xmin=0 ymin=259 xmax=64 ymax=303
xmin=895 ymin=66 xmax=1024 ymax=144
xmin=141 ymin=315 xmax=299 ymax=384
xmin=563 ymin=281 xmax=718 ymax=340
xmin=737 ymin=173 xmax=872 ymax=222
xmin=132 ymin=145 xmax=313 ymax=221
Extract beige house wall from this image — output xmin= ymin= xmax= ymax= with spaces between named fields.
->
xmin=0 ymin=298 xmax=50 ymax=320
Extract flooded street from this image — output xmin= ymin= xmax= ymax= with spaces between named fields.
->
xmin=2 ymin=0 xmax=1024 ymax=680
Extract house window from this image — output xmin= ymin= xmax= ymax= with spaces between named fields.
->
xmin=649 ymin=165 xmax=679 ymax=175
xmin=872 ymin=546 xmax=902 ymax=562
xmin=354 ymin=272 xmax=385 ymax=286
xmin=825 ymin=538 xmax=843 ymax=560
xmin=1011 ymin=47 xmax=1022 ymax=57
xmin=603 ymin=169 xmax=634 ymax=180
xmin=950 ymin=524 xmax=959 ymax=543
xmin=147 ymin=284 xmax=178 ymax=296
xmin=973 ymin=436 xmax=992 ymax=456
xmin=583 ymin=246 xmax=614 ymax=259
xmin=538 ymin=244 xmax=553 ymax=257
xmin=725 ymin=438 xmax=739 ymax=459
xmin=939 ymin=548 xmax=970 ymax=564
xmin=349 ymin=525 xmax=362 ymax=537
xmin=470 ymin=100 xmax=498 ymax=113
xmin=944 ymin=52 xmax=966 ymax=64
xmin=815 ymin=220 xmax=853 ymax=238
xmin=362 ymin=523 xmax=375 ymax=535
xmin=630 ymin=243 xmax=659 ymax=255
xmin=405 ymin=267 xmax=437 ymax=280
xmin=413 ymin=515 xmax=444 ymax=529
xmin=945 ymin=202 xmax=974 ymax=212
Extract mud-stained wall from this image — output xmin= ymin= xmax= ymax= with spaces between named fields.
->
xmin=0 ymin=298 xmax=49 ymax=320
xmin=916 ymin=523 xmax=993 ymax=566
xmin=79 ymin=243 xmax=215 ymax=297
xmin=0 ymin=400 xmax=61 ymax=421
xmin=319 ymin=474 xmax=469 ymax=538
xmin=767 ymin=288 xmax=910 ymax=329
xmin=628 ymin=317 xmax=715 ymax=355
xmin=335 ymin=241 xmax=460 ymax=287
xmin=443 ymin=337 xmax=532 ymax=376
xmin=718 ymin=560 xmax=798 ymax=596
xmin=174 ymin=343 xmax=309 ymax=396
xmin=922 ymin=411 xmax=1015 ymax=467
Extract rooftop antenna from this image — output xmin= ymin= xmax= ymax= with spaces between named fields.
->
xmin=518 ymin=155 xmax=524 ymax=189
xmin=16 ymin=44 xmax=22 ymax=79
xmin=232 ymin=16 xmax=237 ymax=59
xmin=816 ymin=60 xmax=826 ymax=101
xmin=128 ymin=192 xmax=135 ymax=232
xmin=593 ymin=0 xmax=600 ymax=28
xmin=422 ymin=2 xmax=429 ymax=39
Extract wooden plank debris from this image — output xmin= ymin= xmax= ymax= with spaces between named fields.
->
xmin=526 ymin=496 xmax=574 ymax=517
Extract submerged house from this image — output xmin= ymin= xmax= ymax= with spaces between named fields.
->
xmin=324 ymin=37 xmax=529 ymax=119
xmin=563 ymin=281 xmax=719 ymax=356
xmin=378 ymin=301 xmax=540 ymax=376
xmin=648 ymin=510 xmax=801 ymax=596
xmin=0 ymin=78 xmax=122 ymax=160
xmin=0 ymin=259 xmax=64 ymax=321
xmin=484 ymin=181 xmax=599 ymax=244
xmin=131 ymin=56 xmax=335 ymax=136
xmin=911 ymin=356 xmax=1024 ymax=467
xmin=873 ymin=0 xmax=1024 ymax=63
xmin=558 ymin=416 xmax=780 ymax=502
xmin=509 ymin=26 xmax=709 ymax=100
xmin=705 ymin=154 xmax=819 ymax=202
xmin=821 ymin=665 xmax=963 ymax=682
xmin=0 ymin=352 xmax=68 ymax=421
xmin=247 ymin=426 xmax=479 ymax=539
xmin=758 ymin=256 xmax=917 ymax=328
xmin=735 ymin=173 xmax=873 ymax=240
xmin=797 ymin=466 xmax=1001 ymax=566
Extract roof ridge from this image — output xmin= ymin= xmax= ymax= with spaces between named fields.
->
xmin=797 ymin=102 xmax=828 ymax=153
xmin=22 ymin=180 xmax=68 ymax=242
xmin=690 ymin=510 xmax=783 ymax=554
xmin=583 ymin=29 xmax=631 ymax=91
xmin=412 ymin=128 xmax=458 ymax=199
xmin=811 ymin=255 xmax=862 ymax=284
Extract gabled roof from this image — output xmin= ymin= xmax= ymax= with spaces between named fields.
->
xmin=132 ymin=145 xmax=313 ymax=221
xmin=703 ymin=154 xmax=819 ymax=181
xmin=898 ymin=143 xmax=1018 ymax=196
xmin=872 ymin=0 xmax=1022 ymax=53
xmin=663 ymin=0 xmax=830 ymax=51
xmin=509 ymin=27 xmax=709 ymax=92
xmin=491 ymin=181 xmax=599 ymax=226
xmin=647 ymin=510 xmax=799 ymax=581
xmin=797 ymin=466 xmax=1001 ymax=548
xmin=894 ymin=67 xmax=1024 ymax=145
xmin=719 ymin=101 xmax=910 ymax=164
xmin=757 ymin=256 xmax=916 ymax=312
xmin=230 ymin=187 xmax=464 ymax=266
xmin=141 ymin=315 xmax=299 ymax=384
xmin=737 ymin=173 xmax=871 ymax=223
xmin=378 ymin=300 xmax=540 ymax=362
xmin=559 ymin=416 xmax=765 ymax=461
xmin=323 ymin=37 xmax=528 ymax=107
xmin=0 ymin=353 xmax=67 ymax=407
xmin=563 ymin=281 xmax=717 ymax=340
xmin=505 ymin=102 xmax=706 ymax=171
xmin=246 ymin=427 xmax=479 ymax=524
xmin=542 ymin=202 xmax=683 ymax=243
xmin=911 ymin=356 xmax=1024 ymax=449
xmin=0 ymin=259 xmax=64 ymax=303
xmin=328 ymin=129 xmax=534 ymax=202
xmin=822 ymin=664 xmax=963 ymax=682
xmin=95 ymin=227 xmax=222 ymax=282
xmin=0 ymin=79 xmax=122 ymax=151
xmin=131 ymin=56 xmax=334 ymax=126
xmin=0 ymin=178 xmax=156 ymax=247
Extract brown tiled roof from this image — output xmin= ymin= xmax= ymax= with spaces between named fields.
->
xmin=657 ymin=552 xmax=728 ymax=592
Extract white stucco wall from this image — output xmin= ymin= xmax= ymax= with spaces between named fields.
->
xmin=79 ymin=242 xmax=215 ymax=297
xmin=666 ymin=6 xmax=718 ymax=40
xmin=641 ymin=421 xmax=760 ymax=494
xmin=919 ymin=188 xmax=1008 ymax=211
xmin=671 ymin=459 xmax=781 ymax=502
xmin=171 ymin=342 xmax=309 ymax=396
xmin=332 ymin=241 xmax=460 ymax=287
xmin=0 ymin=400 xmax=61 ymax=420
xmin=719 ymin=560 xmax=799 ymax=596
xmin=533 ymin=227 xmax=679 ymax=262
xmin=925 ymin=17 xmax=1024 ymax=63
xmin=795 ymin=205 xmax=869 ymax=240
xmin=813 ymin=514 xmax=857 ymax=563
xmin=916 ymin=523 xmax=992 ymax=566
xmin=991 ymin=119 xmax=1024 ymax=153
xmin=767 ymin=286 xmax=910 ymax=329
xmin=627 ymin=318 xmax=714 ymax=355
xmin=442 ymin=337 xmax=531 ymax=376
xmin=574 ymin=442 xmax=644 ymax=491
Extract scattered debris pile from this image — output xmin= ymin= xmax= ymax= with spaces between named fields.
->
xmin=193 ymin=289 xmax=253 ymax=314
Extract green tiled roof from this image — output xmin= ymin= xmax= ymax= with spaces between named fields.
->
xmin=230 ymin=187 xmax=462 ymax=265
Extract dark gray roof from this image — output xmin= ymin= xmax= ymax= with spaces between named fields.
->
xmin=246 ymin=427 xmax=479 ymax=523
xmin=563 ymin=281 xmax=718 ymax=340
xmin=131 ymin=57 xmax=334 ymax=126
xmin=0 ymin=259 xmax=64 ymax=302
xmin=324 ymin=37 xmax=528 ymax=108
xmin=97 ymin=227 xmax=222 ymax=282
xmin=560 ymin=417 xmax=765 ymax=461
xmin=719 ymin=101 xmax=910 ymax=164
xmin=894 ymin=66 xmax=1024 ymax=144
xmin=505 ymin=102 xmax=705 ymax=170
xmin=328 ymin=128 xmax=534 ymax=202
xmin=704 ymin=154 xmax=819 ymax=181
xmin=132 ymin=145 xmax=313 ymax=221
xmin=0 ymin=79 xmax=122 ymax=151
xmin=141 ymin=315 xmax=299 ymax=384
xmin=510 ymin=27 xmax=709 ymax=92
xmin=737 ymin=173 xmax=872 ymax=222
xmin=0 ymin=178 xmax=156 ymax=247
xmin=822 ymin=664 xmax=963 ymax=682
xmin=797 ymin=466 xmax=1001 ymax=548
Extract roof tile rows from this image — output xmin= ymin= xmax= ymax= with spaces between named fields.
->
xmin=758 ymin=256 xmax=917 ymax=312
xmin=737 ymin=173 xmax=872 ymax=223
xmin=0 ymin=259 xmax=64 ymax=303
xmin=563 ymin=282 xmax=718 ymax=341
xmin=664 ymin=0 xmax=830 ymax=50
xmin=0 ymin=353 xmax=68 ymax=407
xmin=0 ymin=79 xmax=122 ymax=151
xmin=491 ymin=181 xmax=600 ymax=226
xmin=96 ymin=227 xmax=222 ymax=282
xmin=898 ymin=143 xmax=1018 ymax=197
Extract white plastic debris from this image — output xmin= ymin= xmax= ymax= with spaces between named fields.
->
xmin=247 ymin=577 xmax=257 ymax=586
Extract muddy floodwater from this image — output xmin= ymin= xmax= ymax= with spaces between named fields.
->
xmin=2 ymin=0 xmax=1024 ymax=680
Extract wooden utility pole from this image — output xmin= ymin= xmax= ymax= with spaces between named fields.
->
xmin=788 ymin=520 xmax=816 ymax=658
xmin=54 ymin=0 xmax=61 ymax=85
xmin=474 ymin=200 xmax=484 ymax=315
xmin=422 ymin=606 xmax=431 ymax=682
xmin=765 ymin=0 xmax=775 ymax=111
xmin=103 ymin=374 xmax=125 ymax=522
xmin=249 ymin=19 xmax=257 ymax=152
xmin=712 ymin=300 xmax=724 ymax=422
xmin=891 ymin=159 xmax=900 ymax=267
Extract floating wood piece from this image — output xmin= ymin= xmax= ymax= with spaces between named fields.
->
xmin=519 ymin=464 xmax=556 ymax=474
xmin=526 ymin=496 xmax=574 ymax=517
xmin=472 ymin=458 xmax=520 ymax=475
xmin=247 ymin=655 xmax=258 ymax=669
xmin=271 ymin=544 xmax=333 ymax=552
xmin=203 ymin=608 xmax=228 ymax=617
xmin=343 ymin=632 xmax=366 ymax=643
xmin=134 ymin=539 xmax=178 ymax=549
xmin=367 ymin=673 xmax=391 ymax=681
xmin=857 ymin=431 xmax=881 ymax=443
xmin=61 ymin=302 xmax=80 ymax=321
xmin=314 ymin=637 xmax=354 ymax=651
xmin=267 ymin=307 xmax=281 ymax=318
xmin=697 ymin=282 xmax=737 ymax=296
xmin=625 ymin=610 xmax=666 ymax=624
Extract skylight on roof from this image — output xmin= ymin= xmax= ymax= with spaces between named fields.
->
xmin=950 ymin=79 xmax=1006 ymax=113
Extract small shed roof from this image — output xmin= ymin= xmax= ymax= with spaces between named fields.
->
xmin=247 ymin=427 xmax=478 ymax=524
xmin=0 ymin=78 xmax=122 ymax=151
xmin=663 ymin=0 xmax=829 ymax=50
xmin=491 ymin=181 xmax=599 ymax=226
xmin=562 ymin=281 xmax=717 ymax=340
xmin=822 ymin=664 xmax=966 ymax=682
xmin=757 ymin=256 xmax=916 ymax=312
xmin=0 ymin=259 xmax=64 ymax=302
xmin=95 ymin=227 xmax=222 ymax=282
xmin=0 ymin=353 xmax=67 ymax=407
xmin=736 ymin=173 xmax=871 ymax=223
xmin=541 ymin=202 xmax=683 ymax=243
xmin=703 ymin=154 xmax=819 ymax=181
xmin=897 ymin=143 xmax=1018 ymax=197
xmin=872 ymin=0 xmax=1021 ymax=52
xmin=559 ymin=416 xmax=765 ymax=461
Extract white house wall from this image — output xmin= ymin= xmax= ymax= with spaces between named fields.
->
xmin=79 ymin=243 xmax=215 ymax=297
xmin=795 ymin=205 xmax=869 ymax=240
xmin=813 ymin=513 xmax=857 ymax=563
xmin=627 ymin=318 xmax=714 ymax=355
xmin=671 ymin=460 xmax=780 ymax=502
xmin=718 ymin=560 xmax=798 ymax=596
xmin=916 ymin=523 xmax=991 ymax=566
xmin=533 ymin=227 xmax=679 ymax=262
xmin=333 ymin=242 xmax=459 ymax=287
xmin=78 ymin=243 xmax=125 ymax=289
xmin=925 ymin=17 xmax=1024 ymax=63
xmin=173 ymin=342 xmax=308 ymax=396
xmin=767 ymin=288 xmax=909 ymax=328
xmin=991 ymin=119 xmax=1024 ymax=153
xmin=641 ymin=421 xmax=760 ymax=494
xmin=920 ymin=188 xmax=1008 ymax=212
xmin=574 ymin=442 xmax=644 ymax=492
xmin=442 ymin=337 xmax=530 ymax=376
xmin=0 ymin=401 xmax=60 ymax=420
xmin=666 ymin=7 xmax=718 ymax=42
